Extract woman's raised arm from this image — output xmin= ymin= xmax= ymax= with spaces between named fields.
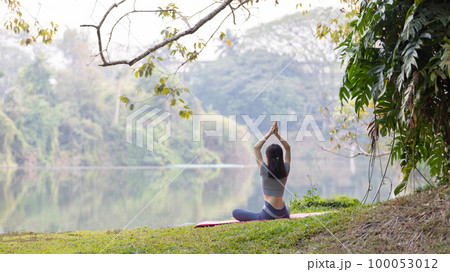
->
xmin=274 ymin=130 xmax=291 ymax=165
xmin=253 ymin=122 xmax=277 ymax=169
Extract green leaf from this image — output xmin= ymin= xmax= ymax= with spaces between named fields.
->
xmin=394 ymin=181 xmax=407 ymax=195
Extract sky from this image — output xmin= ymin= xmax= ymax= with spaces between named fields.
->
xmin=11 ymin=0 xmax=343 ymax=62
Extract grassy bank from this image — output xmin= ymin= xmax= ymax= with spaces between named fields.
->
xmin=0 ymin=185 xmax=448 ymax=254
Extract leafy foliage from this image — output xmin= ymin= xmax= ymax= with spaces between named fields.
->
xmin=338 ymin=0 xmax=450 ymax=193
xmin=322 ymin=99 xmax=377 ymax=156
xmin=289 ymin=185 xmax=361 ymax=212
xmin=316 ymin=0 xmax=359 ymax=43
xmin=127 ymin=56 xmax=193 ymax=119
xmin=1 ymin=0 xmax=58 ymax=45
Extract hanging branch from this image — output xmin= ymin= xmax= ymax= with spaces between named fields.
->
xmin=81 ymin=0 xmax=235 ymax=67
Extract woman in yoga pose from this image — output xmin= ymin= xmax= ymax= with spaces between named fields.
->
xmin=232 ymin=121 xmax=291 ymax=221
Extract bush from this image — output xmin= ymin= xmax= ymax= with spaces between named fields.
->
xmin=289 ymin=186 xmax=361 ymax=212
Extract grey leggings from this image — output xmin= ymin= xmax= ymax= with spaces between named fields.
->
xmin=232 ymin=201 xmax=290 ymax=221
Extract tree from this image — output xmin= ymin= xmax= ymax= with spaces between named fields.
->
xmin=0 ymin=109 xmax=27 ymax=166
xmin=1 ymin=0 xmax=58 ymax=45
xmin=338 ymin=0 xmax=450 ymax=191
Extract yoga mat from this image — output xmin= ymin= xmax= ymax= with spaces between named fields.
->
xmin=194 ymin=211 xmax=329 ymax=228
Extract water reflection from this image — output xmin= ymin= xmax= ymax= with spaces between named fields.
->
xmin=0 ymin=166 xmax=256 ymax=233
xmin=0 ymin=157 xmax=396 ymax=234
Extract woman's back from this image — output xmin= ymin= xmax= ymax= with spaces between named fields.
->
xmin=260 ymin=162 xmax=290 ymax=196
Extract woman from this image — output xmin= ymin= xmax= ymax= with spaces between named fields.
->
xmin=232 ymin=121 xmax=291 ymax=221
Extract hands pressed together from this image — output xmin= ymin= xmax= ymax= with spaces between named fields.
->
xmin=269 ymin=121 xmax=278 ymax=136
xmin=253 ymin=121 xmax=291 ymax=166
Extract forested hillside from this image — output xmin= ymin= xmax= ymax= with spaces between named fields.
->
xmin=0 ymin=29 xmax=250 ymax=167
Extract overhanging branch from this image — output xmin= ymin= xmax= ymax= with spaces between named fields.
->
xmin=81 ymin=0 xmax=234 ymax=67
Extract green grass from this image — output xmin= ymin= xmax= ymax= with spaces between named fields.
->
xmin=0 ymin=208 xmax=358 ymax=254
xmin=0 ymin=186 xmax=447 ymax=254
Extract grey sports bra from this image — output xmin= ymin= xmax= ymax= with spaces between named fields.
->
xmin=260 ymin=162 xmax=290 ymax=196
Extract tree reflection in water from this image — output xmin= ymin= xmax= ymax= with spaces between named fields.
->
xmin=0 ymin=166 xmax=255 ymax=233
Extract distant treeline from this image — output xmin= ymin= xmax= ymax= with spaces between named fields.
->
xmin=0 ymin=29 xmax=250 ymax=166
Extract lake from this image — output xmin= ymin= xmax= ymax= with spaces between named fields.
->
xmin=0 ymin=157 xmax=397 ymax=234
